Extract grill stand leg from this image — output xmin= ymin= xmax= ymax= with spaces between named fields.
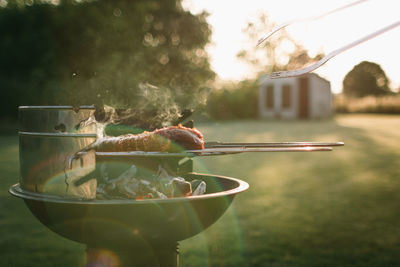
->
xmin=86 ymin=242 xmax=179 ymax=267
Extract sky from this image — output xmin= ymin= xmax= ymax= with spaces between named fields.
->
xmin=182 ymin=0 xmax=400 ymax=94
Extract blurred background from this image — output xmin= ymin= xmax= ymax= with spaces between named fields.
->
xmin=0 ymin=0 xmax=399 ymax=266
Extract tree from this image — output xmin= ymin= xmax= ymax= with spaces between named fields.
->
xmin=342 ymin=61 xmax=391 ymax=98
xmin=0 ymin=0 xmax=215 ymax=119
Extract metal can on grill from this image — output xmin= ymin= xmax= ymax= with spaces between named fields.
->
xmin=18 ymin=106 xmax=97 ymax=199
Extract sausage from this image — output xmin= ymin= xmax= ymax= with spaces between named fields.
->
xmin=91 ymin=125 xmax=204 ymax=152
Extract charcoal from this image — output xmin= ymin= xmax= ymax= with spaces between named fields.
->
xmin=191 ymin=180 xmax=206 ymax=196
xmin=116 ymin=165 xmax=137 ymax=180
xmin=96 ymin=164 xmax=206 ymax=199
xmin=99 ymin=163 xmax=110 ymax=183
xmin=171 ymin=177 xmax=192 ymax=197
xmin=153 ymin=190 xmax=168 ymax=199
xmin=120 ymin=178 xmax=140 ymax=197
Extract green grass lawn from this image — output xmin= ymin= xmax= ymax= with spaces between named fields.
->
xmin=1 ymin=114 xmax=400 ymax=266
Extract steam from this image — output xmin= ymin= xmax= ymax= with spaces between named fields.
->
xmin=93 ymin=83 xmax=187 ymax=137
xmin=136 ymin=83 xmax=180 ymax=127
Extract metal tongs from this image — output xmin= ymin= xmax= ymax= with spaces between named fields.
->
xmin=199 ymin=141 xmax=344 ymax=155
xmin=257 ymin=0 xmax=400 ymax=79
xmin=85 ymin=141 xmax=344 ymax=158
xmin=205 ymin=141 xmax=344 ymax=148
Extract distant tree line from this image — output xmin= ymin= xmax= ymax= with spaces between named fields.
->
xmin=0 ymin=0 xmax=215 ymax=119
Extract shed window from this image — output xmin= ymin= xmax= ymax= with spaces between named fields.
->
xmin=282 ymin=84 xmax=291 ymax=108
xmin=265 ymin=85 xmax=274 ymax=109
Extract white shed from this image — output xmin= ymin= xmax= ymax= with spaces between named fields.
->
xmin=258 ymin=73 xmax=332 ymax=119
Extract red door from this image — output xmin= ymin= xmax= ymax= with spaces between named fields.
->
xmin=298 ymin=77 xmax=309 ymax=119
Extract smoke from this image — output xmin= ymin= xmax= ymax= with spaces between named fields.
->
xmin=136 ymin=83 xmax=181 ymax=127
xmin=93 ymin=83 xmax=191 ymax=136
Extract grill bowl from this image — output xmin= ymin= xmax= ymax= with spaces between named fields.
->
xmin=10 ymin=173 xmax=248 ymax=248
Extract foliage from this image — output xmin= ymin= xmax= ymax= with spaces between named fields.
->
xmin=342 ymin=61 xmax=391 ymax=98
xmin=334 ymin=94 xmax=400 ymax=114
xmin=206 ymin=79 xmax=259 ymax=120
xmin=0 ymin=0 xmax=215 ymax=119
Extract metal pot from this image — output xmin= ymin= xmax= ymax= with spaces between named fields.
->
xmin=18 ymin=106 xmax=97 ymax=199
xmin=18 ymin=105 xmax=97 ymax=133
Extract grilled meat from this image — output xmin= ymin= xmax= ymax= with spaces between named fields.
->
xmin=91 ymin=124 xmax=204 ymax=152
